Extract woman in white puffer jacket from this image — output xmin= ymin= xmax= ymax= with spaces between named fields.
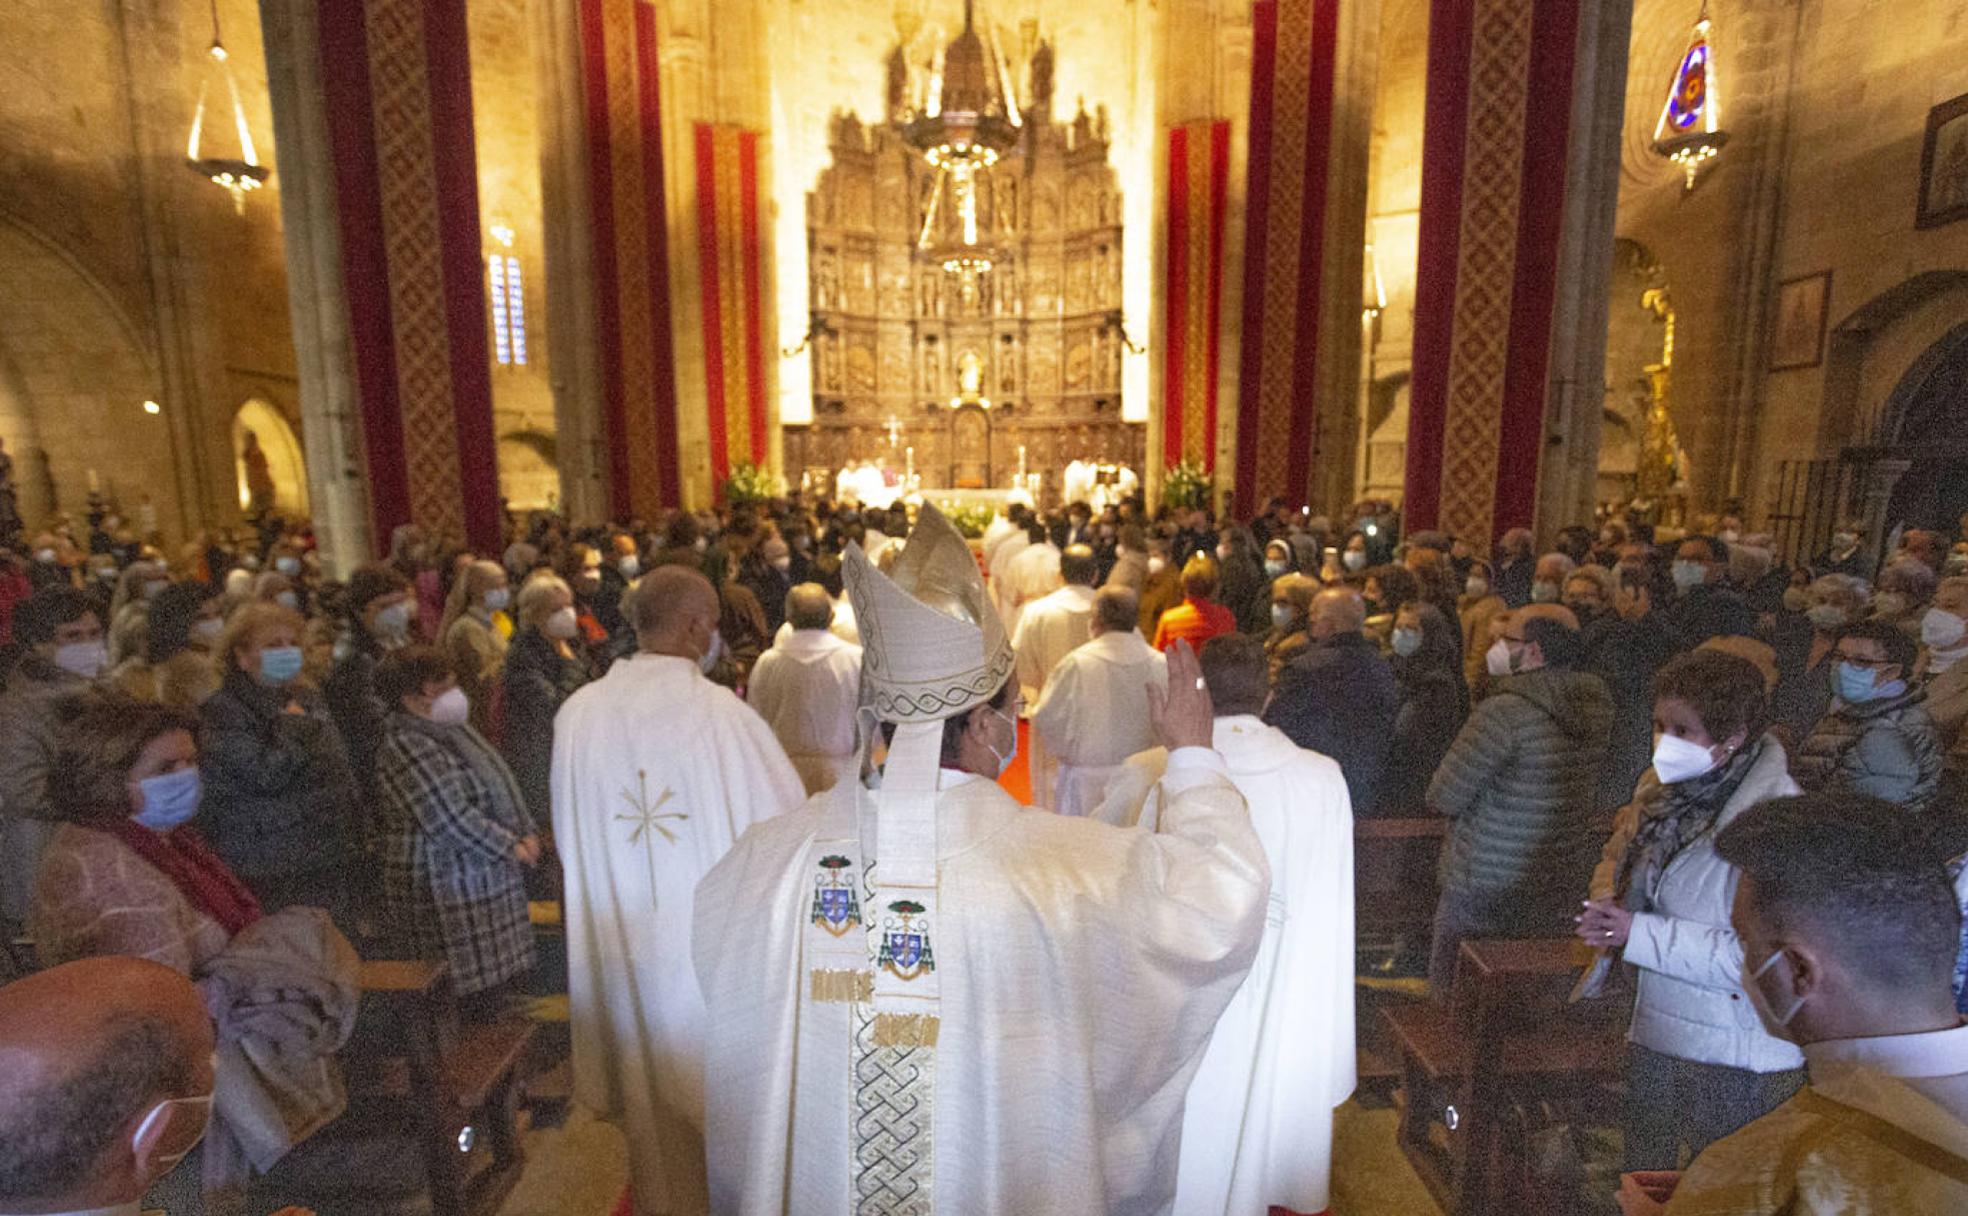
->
xmin=1576 ymin=649 xmax=1807 ymax=1171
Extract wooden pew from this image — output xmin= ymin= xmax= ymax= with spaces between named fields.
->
xmin=1353 ymin=816 xmax=1447 ymax=1082
xmin=341 ymin=960 xmax=541 ymax=1216
xmin=1382 ymin=937 xmax=1627 ymax=1215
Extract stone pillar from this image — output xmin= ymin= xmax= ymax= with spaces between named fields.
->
xmin=262 ymin=0 xmax=505 ymax=563
xmin=1404 ymin=0 xmax=1589 ymax=544
xmin=1532 ymin=0 xmax=1631 ymax=541
xmin=1230 ymin=0 xmax=1378 ymax=513
xmin=261 ymin=0 xmax=375 ymax=574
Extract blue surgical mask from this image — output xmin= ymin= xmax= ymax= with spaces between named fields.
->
xmin=1263 ymin=559 xmax=1288 ymax=577
xmin=1530 ymin=580 xmax=1559 ymax=604
xmin=483 ymin=587 xmax=511 ymax=613
xmin=1391 ymin=627 xmax=1422 ymax=658
xmin=133 ymin=767 xmax=202 ymax=832
xmin=274 ymin=555 xmax=301 ymax=576
xmin=259 ymin=645 xmax=304 ymax=685
xmin=1671 ymin=560 xmax=1707 ymax=592
xmin=374 ymin=601 xmax=413 ymax=639
xmin=1836 ymin=660 xmax=1904 ymax=704
xmin=984 ymin=705 xmax=1019 ymax=778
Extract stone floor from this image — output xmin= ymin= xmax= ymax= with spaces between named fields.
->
xmin=495 ymin=1094 xmax=1442 ymax=1216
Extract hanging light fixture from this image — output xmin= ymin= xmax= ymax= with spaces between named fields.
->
xmin=1652 ymin=1 xmax=1728 ymax=190
xmin=898 ymin=0 xmax=1021 ymax=286
xmin=185 ymin=0 xmax=270 ymax=213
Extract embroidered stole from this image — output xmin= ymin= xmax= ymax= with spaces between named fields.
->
xmin=803 ymin=720 xmax=944 ymax=1215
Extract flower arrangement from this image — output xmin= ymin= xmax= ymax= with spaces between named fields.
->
xmin=721 ymin=460 xmax=782 ymax=506
xmin=940 ymin=502 xmax=996 ymax=540
xmin=1161 ymin=459 xmax=1212 ymax=511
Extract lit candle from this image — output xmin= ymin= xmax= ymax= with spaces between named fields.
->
xmin=906 ymin=446 xmax=915 ymax=480
xmin=87 ymin=468 xmax=100 ymax=492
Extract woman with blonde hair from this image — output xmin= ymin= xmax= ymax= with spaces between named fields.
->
xmin=197 ymin=601 xmax=360 ymax=927
xmin=440 ymin=559 xmax=511 ymax=736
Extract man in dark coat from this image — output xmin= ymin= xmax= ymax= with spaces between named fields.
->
xmin=1663 ymin=535 xmax=1756 ymax=646
xmin=1265 ymin=586 xmax=1400 ymax=816
xmin=1494 ymin=528 xmax=1537 ymax=608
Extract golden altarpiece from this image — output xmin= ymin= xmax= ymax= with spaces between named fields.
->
xmin=783 ymin=28 xmax=1143 ymax=497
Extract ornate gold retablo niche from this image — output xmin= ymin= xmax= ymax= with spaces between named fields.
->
xmin=786 ymin=25 xmax=1140 ymax=501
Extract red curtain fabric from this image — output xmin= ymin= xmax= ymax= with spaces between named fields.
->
xmin=1404 ymin=0 xmax=1580 ymax=543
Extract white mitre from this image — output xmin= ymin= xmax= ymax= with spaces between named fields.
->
xmin=844 ymin=501 xmax=1013 ymax=724
xmin=837 ymin=503 xmax=1013 ymax=1047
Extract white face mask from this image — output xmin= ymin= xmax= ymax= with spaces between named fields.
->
xmin=1651 ymin=733 xmax=1721 ymax=785
xmin=191 ymin=617 xmax=225 ymax=643
xmin=1147 ymin=556 xmax=1166 ymax=575
xmin=1343 ymin=549 xmax=1367 ymax=572
xmin=1485 ymin=637 xmax=1516 ymax=678
xmin=544 ymin=606 xmax=580 ymax=640
xmin=1465 ymin=577 xmax=1491 ymax=600
xmin=483 ymin=587 xmax=511 ymax=613
xmin=428 ymin=686 xmax=470 ymax=726
xmin=1216 ymin=544 xmax=1232 ymax=562
xmin=1921 ymin=607 xmax=1966 ymax=651
xmin=1271 ymin=603 xmax=1295 ymax=630
xmin=769 ymin=556 xmax=792 ymax=573
xmin=54 ymin=638 xmax=109 ymax=679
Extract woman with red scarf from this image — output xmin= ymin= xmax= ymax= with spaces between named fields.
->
xmin=30 ymin=695 xmax=262 ymax=974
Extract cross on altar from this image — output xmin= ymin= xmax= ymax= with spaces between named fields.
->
xmin=883 ymin=415 xmax=903 ymax=447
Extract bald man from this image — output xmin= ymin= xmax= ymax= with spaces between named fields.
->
xmin=550 ymin=565 xmax=804 ymax=1216
xmin=1266 ymin=587 xmax=1400 ymax=815
xmin=0 ymin=957 xmax=216 ymax=1216
xmin=747 ymin=583 xmax=864 ymax=796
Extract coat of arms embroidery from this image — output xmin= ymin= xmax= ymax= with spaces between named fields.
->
xmin=810 ymin=854 xmax=862 ymax=936
xmin=876 ymin=899 xmax=935 ymax=980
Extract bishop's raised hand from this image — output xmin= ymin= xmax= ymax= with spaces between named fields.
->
xmin=1148 ymin=639 xmax=1214 ymax=753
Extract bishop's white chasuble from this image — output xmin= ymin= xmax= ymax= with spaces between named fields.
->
xmin=693 ymin=756 xmax=1269 ymax=1215
xmin=1101 ymin=716 xmax=1358 ymax=1215
xmin=550 ymin=654 xmax=804 ymax=1216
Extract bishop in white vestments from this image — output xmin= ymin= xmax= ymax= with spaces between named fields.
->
xmin=1098 ymin=634 xmax=1357 ymax=1216
xmin=1029 ymin=586 xmax=1168 ymax=816
xmin=551 ymin=567 xmax=805 ymax=1216
xmin=694 ymin=505 xmax=1269 ymax=1216
xmin=1011 ymin=546 xmax=1099 ymax=809
xmin=749 ymin=584 xmax=865 ymax=795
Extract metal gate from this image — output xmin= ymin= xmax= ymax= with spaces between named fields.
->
xmin=1767 ymin=457 xmax=1866 ymax=569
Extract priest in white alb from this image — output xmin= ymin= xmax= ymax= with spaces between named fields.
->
xmin=551 ymin=566 xmax=805 ymax=1216
xmin=1011 ymin=544 xmax=1099 ymax=809
xmin=1000 ymin=518 xmax=1064 ymax=639
xmin=748 ymin=583 xmax=865 ymax=795
xmin=1096 ymin=633 xmax=1357 ymax=1216
xmin=1030 ymin=585 xmax=1168 ymax=816
xmin=987 ymin=515 xmax=1035 ymax=630
xmin=693 ymin=504 xmax=1270 ymax=1215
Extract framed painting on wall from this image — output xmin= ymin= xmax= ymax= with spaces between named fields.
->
xmin=1917 ymin=91 xmax=1968 ymax=229
xmin=1770 ymin=271 xmax=1831 ymax=372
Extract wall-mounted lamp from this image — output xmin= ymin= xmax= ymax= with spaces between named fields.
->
xmin=782 ymin=314 xmax=836 ymax=359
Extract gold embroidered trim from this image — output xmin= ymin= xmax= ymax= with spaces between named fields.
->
xmin=871 ymin=1012 xmax=941 ymax=1048
xmin=810 ymin=969 xmax=873 ymax=1003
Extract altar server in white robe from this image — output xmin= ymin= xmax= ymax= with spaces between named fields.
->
xmin=694 ymin=503 xmax=1270 ymax=1216
xmin=1097 ymin=633 xmax=1357 ymax=1216
xmin=1001 ymin=519 xmax=1064 ymax=639
xmin=551 ymin=566 xmax=805 ymax=1216
xmin=1012 ymin=544 xmax=1099 ymax=808
xmin=987 ymin=514 xmax=1034 ymax=627
xmin=1031 ymin=585 xmax=1168 ymax=816
xmin=749 ymin=583 xmax=865 ymax=795
xmin=980 ymin=508 xmax=1021 ymax=569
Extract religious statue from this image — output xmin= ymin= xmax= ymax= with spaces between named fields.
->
xmin=957 ymin=351 xmax=985 ymax=402
xmin=240 ymin=428 xmax=276 ymax=518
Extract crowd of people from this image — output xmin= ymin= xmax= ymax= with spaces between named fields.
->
xmin=1 ymin=488 xmax=1966 ymax=1214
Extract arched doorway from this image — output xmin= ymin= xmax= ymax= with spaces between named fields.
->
xmin=1880 ymin=321 xmax=1968 ymax=534
xmin=231 ymin=399 xmax=309 ymax=518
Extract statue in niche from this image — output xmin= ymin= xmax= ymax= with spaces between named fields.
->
xmin=918 ymin=272 xmax=941 ymax=319
xmin=241 ymin=429 xmax=276 ymax=516
xmin=819 ymin=334 xmax=843 ymax=393
xmin=813 ymin=250 xmax=840 ymax=310
xmin=922 ymin=338 xmax=942 ymax=396
xmin=957 ymin=351 xmax=985 ymax=402
xmin=999 ymin=336 xmax=1019 ymax=394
